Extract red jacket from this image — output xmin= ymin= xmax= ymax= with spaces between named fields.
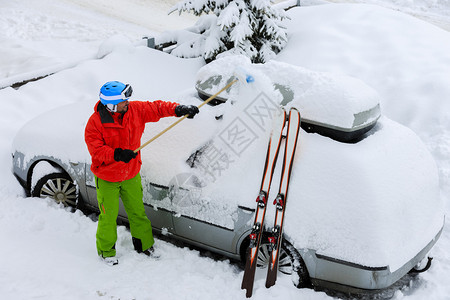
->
xmin=85 ymin=100 xmax=178 ymax=182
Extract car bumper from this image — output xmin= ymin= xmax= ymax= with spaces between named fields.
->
xmin=302 ymin=223 xmax=443 ymax=294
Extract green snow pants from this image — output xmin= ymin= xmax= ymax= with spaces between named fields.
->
xmin=95 ymin=173 xmax=154 ymax=258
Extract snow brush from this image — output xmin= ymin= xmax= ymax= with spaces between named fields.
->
xmin=134 ymin=70 xmax=254 ymax=153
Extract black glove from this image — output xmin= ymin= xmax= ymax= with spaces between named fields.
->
xmin=175 ymin=105 xmax=199 ymax=119
xmin=114 ymin=148 xmax=137 ymax=163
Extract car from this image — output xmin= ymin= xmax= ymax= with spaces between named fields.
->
xmin=11 ymin=55 xmax=444 ymax=298
xmin=196 ymin=56 xmax=382 ymax=143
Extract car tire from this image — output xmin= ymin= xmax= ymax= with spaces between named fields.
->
xmin=256 ymin=235 xmax=311 ymax=288
xmin=32 ymin=172 xmax=78 ymax=208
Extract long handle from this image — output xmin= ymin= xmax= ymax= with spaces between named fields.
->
xmin=134 ymin=79 xmax=238 ymax=153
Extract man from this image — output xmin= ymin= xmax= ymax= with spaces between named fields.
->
xmin=85 ymin=81 xmax=199 ymax=265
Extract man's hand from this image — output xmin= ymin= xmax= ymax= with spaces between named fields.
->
xmin=175 ymin=105 xmax=199 ymax=119
xmin=114 ymin=148 xmax=137 ymax=163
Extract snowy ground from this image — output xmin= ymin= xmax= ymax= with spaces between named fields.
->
xmin=325 ymin=0 xmax=450 ymax=31
xmin=0 ymin=0 xmax=449 ymax=299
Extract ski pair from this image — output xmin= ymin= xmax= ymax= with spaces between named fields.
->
xmin=241 ymin=107 xmax=301 ymax=298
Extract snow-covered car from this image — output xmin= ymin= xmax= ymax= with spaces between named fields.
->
xmin=11 ymin=55 xmax=444 ymax=297
xmin=196 ymin=56 xmax=382 ymax=143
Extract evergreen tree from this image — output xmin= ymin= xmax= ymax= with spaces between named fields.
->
xmin=170 ymin=0 xmax=288 ymax=63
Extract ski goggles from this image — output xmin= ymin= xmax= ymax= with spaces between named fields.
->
xmin=121 ymin=84 xmax=133 ymax=99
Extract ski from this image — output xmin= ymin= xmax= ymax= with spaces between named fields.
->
xmin=241 ymin=107 xmax=287 ymax=298
xmin=265 ymin=107 xmax=301 ymax=289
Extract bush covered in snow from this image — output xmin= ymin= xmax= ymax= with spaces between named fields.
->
xmin=166 ymin=0 xmax=288 ymax=63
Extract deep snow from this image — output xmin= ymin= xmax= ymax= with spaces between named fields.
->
xmin=1 ymin=0 xmax=449 ymax=299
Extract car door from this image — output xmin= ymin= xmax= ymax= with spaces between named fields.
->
xmin=141 ymin=180 xmax=175 ymax=234
xmin=167 ymin=173 xmax=242 ymax=254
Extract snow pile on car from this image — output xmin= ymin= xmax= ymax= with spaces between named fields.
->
xmin=196 ymin=55 xmax=381 ymax=132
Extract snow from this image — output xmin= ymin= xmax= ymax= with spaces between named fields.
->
xmin=196 ymin=56 xmax=382 ymax=128
xmin=1 ymin=1 xmax=450 ymax=300
xmin=285 ymin=118 xmax=442 ymax=270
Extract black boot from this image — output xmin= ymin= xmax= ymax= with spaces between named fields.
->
xmin=132 ymin=237 xmax=144 ymax=253
xmin=132 ymin=238 xmax=160 ymax=259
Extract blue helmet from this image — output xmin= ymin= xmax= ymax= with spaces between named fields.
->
xmin=99 ymin=81 xmax=133 ymax=105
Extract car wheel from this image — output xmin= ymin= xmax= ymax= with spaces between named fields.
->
xmin=32 ymin=172 xmax=78 ymax=208
xmin=256 ymin=236 xmax=311 ymax=288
